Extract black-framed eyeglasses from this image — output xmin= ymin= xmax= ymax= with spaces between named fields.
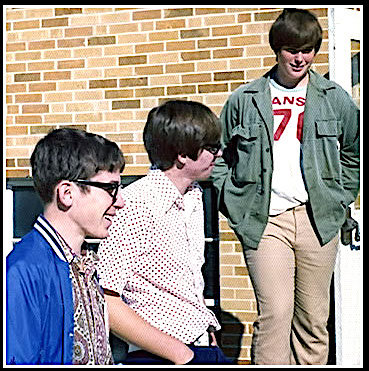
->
xmin=72 ymin=179 xmax=121 ymax=204
xmin=203 ymin=143 xmax=222 ymax=155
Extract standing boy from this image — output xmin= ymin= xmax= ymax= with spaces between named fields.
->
xmin=212 ymin=8 xmax=360 ymax=364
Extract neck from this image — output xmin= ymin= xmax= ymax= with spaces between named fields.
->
xmin=163 ymin=167 xmax=192 ymax=195
xmin=44 ymin=207 xmax=84 ymax=256
xmin=274 ymin=67 xmax=309 ymax=89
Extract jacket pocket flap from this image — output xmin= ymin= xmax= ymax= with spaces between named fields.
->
xmin=232 ymin=125 xmax=258 ymax=140
xmin=315 ymin=120 xmax=338 ymax=136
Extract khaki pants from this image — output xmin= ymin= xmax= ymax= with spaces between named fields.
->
xmin=243 ymin=204 xmax=338 ymax=365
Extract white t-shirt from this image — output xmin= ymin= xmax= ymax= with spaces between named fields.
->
xmin=269 ymin=78 xmax=309 ymax=215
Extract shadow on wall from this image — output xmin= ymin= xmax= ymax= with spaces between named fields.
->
xmin=219 ymin=310 xmax=245 ymax=363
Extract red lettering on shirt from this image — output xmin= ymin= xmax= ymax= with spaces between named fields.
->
xmin=272 ymin=96 xmax=306 ymax=106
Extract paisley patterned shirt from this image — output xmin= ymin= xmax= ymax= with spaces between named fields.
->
xmin=58 ymin=236 xmax=113 ymax=365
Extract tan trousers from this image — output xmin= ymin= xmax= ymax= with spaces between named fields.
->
xmin=243 ymin=204 xmax=338 ymax=365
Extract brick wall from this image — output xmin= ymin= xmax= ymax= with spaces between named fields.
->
xmin=5 ymin=6 xmax=330 ymax=363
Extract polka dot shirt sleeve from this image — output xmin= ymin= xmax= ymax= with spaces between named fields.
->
xmin=97 ymin=198 xmax=150 ymax=296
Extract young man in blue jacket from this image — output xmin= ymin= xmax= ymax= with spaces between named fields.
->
xmin=6 ymin=128 xmax=125 ymax=364
xmin=212 ymin=8 xmax=360 ymax=365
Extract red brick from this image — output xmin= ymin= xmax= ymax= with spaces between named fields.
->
xmin=133 ymin=9 xmax=162 ymax=21
xmin=14 ymin=73 xmax=40 ymax=82
xmin=181 ymin=50 xmax=210 ymax=61
xmin=167 ymin=85 xmax=196 ymax=95
xmin=213 ymin=48 xmax=243 ymax=59
xmin=164 ymin=8 xmax=193 ymax=18
xmin=58 ymin=38 xmax=85 ymax=48
xmin=135 ymin=87 xmax=165 ymax=97
xmin=29 ymin=40 xmax=56 ymax=50
xmin=254 ymin=11 xmax=281 ymax=22
xmin=44 ymin=71 xmax=71 ymax=80
xmin=212 ymin=25 xmax=243 ymax=37
xmin=195 ymin=8 xmax=226 ymax=15
xmin=65 ymin=26 xmax=93 ymax=37
xmin=156 ymin=19 xmax=186 ymax=30
xmin=198 ymin=38 xmax=227 ymax=49
xmin=89 ymin=79 xmax=117 ymax=89
xmin=42 ymin=17 xmax=69 ymax=28
xmin=7 ymin=42 xmax=26 ymax=52
xmin=198 ymin=83 xmax=228 ymax=93
xmin=57 ymin=59 xmax=85 ymax=69
xmin=6 ymin=169 xmax=30 ymax=178
xmin=214 ymin=71 xmax=244 ymax=81
xmin=13 ymin=20 xmax=39 ymax=30
xmin=15 ymin=115 xmax=42 ymax=124
xmin=112 ymin=100 xmax=141 ymax=110
xmin=181 ymin=28 xmax=210 ymax=39
xmin=55 ymin=8 xmax=82 ymax=16
xmin=119 ymin=55 xmax=147 ymax=66
xmin=22 ymin=104 xmax=49 ymax=114
xmin=119 ymin=77 xmax=148 ymax=87
xmin=29 ymin=82 xmax=57 ymax=92
xmin=15 ymin=94 xmax=42 ymax=103
xmin=88 ymin=36 xmax=116 ymax=46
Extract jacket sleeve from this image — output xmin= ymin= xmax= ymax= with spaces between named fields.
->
xmin=210 ymin=91 xmax=240 ymax=214
xmin=338 ymin=89 xmax=360 ymax=206
xmin=6 ymin=261 xmax=42 ymax=365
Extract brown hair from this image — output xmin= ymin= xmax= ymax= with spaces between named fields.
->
xmin=143 ymin=100 xmax=221 ymax=171
xmin=269 ymin=8 xmax=322 ymax=54
xmin=31 ymin=128 xmax=125 ymax=204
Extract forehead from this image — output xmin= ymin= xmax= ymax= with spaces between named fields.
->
xmin=90 ymin=170 xmax=121 ymax=183
xmin=281 ymin=43 xmax=314 ymax=52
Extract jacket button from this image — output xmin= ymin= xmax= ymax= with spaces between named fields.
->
xmin=266 ymin=148 xmax=270 ymax=152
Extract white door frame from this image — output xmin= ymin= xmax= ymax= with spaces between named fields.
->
xmin=328 ymin=7 xmax=362 ymax=366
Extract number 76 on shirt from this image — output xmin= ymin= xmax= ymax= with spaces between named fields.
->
xmin=273 ymin=109 xmax=304 ymax=142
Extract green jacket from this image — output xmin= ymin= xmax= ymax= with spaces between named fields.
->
xmin=211 ymin=68 xmax=360 ymax=249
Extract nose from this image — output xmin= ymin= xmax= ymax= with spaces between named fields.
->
xmin=214 ymin=148 xmax=223 ymax=160
xmin=294 ymin=51 xmax=304 ymax=64
xmin=113 ymin=190 xmax=125 ymax=209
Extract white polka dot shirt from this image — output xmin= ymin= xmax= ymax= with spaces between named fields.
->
xmin=97 ymin=170 xmax=220 ymax=344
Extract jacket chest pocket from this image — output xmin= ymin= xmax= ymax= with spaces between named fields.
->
xmin=230 ymin=125 xmax=261 ymax=186
xmin=315 ymin=120 xmax=342 ymax=179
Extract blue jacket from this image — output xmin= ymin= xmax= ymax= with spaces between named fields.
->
xmin=6 ymin=215 xmax=74 ymax=365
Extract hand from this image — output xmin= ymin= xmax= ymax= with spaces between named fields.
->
xmin=209 ymin=331 xmax=217 ymax=346
xmin=174 ymin=348 xmax=194 ymax=365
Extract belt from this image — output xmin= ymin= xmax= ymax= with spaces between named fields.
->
xmin=188 ymin=329 xmax=214 ymax=347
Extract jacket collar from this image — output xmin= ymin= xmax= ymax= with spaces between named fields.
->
xmin=240 ymin=67 xmax=337 ymax=137
xmin=34 ymin=215 xmax=68 ymax=262
xmin=242 ymin=66 xmax=336 ymax=94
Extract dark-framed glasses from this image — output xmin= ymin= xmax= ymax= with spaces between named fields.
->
xmin=72 ymin=179 xmax=121 ymax=203
xmin=203 ymin=142 xmax=222 ymax=155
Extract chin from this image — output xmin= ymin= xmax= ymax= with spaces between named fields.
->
xmin=89 ymin=230 xmax=109 ymax=240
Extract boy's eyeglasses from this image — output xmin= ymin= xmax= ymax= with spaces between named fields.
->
xmin=72 ymin=179 xmax=121 ymax=204
xmin=203 ymin=143 xmax=222 ymax=155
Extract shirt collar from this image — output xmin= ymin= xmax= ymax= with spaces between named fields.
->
xmin=147 ymin=169 xmax=203 ymax=215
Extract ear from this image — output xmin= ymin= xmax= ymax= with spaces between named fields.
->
xmin=176 ymin=154 xmax=187 ymax=169
xmin=56 ymin=181 xmax=73 ymax=211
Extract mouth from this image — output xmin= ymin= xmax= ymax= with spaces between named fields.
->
xmin=290 ymin=64 xmax=306 ymax=72
xmin=104 ymin=214 xmax=115 ymax=225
